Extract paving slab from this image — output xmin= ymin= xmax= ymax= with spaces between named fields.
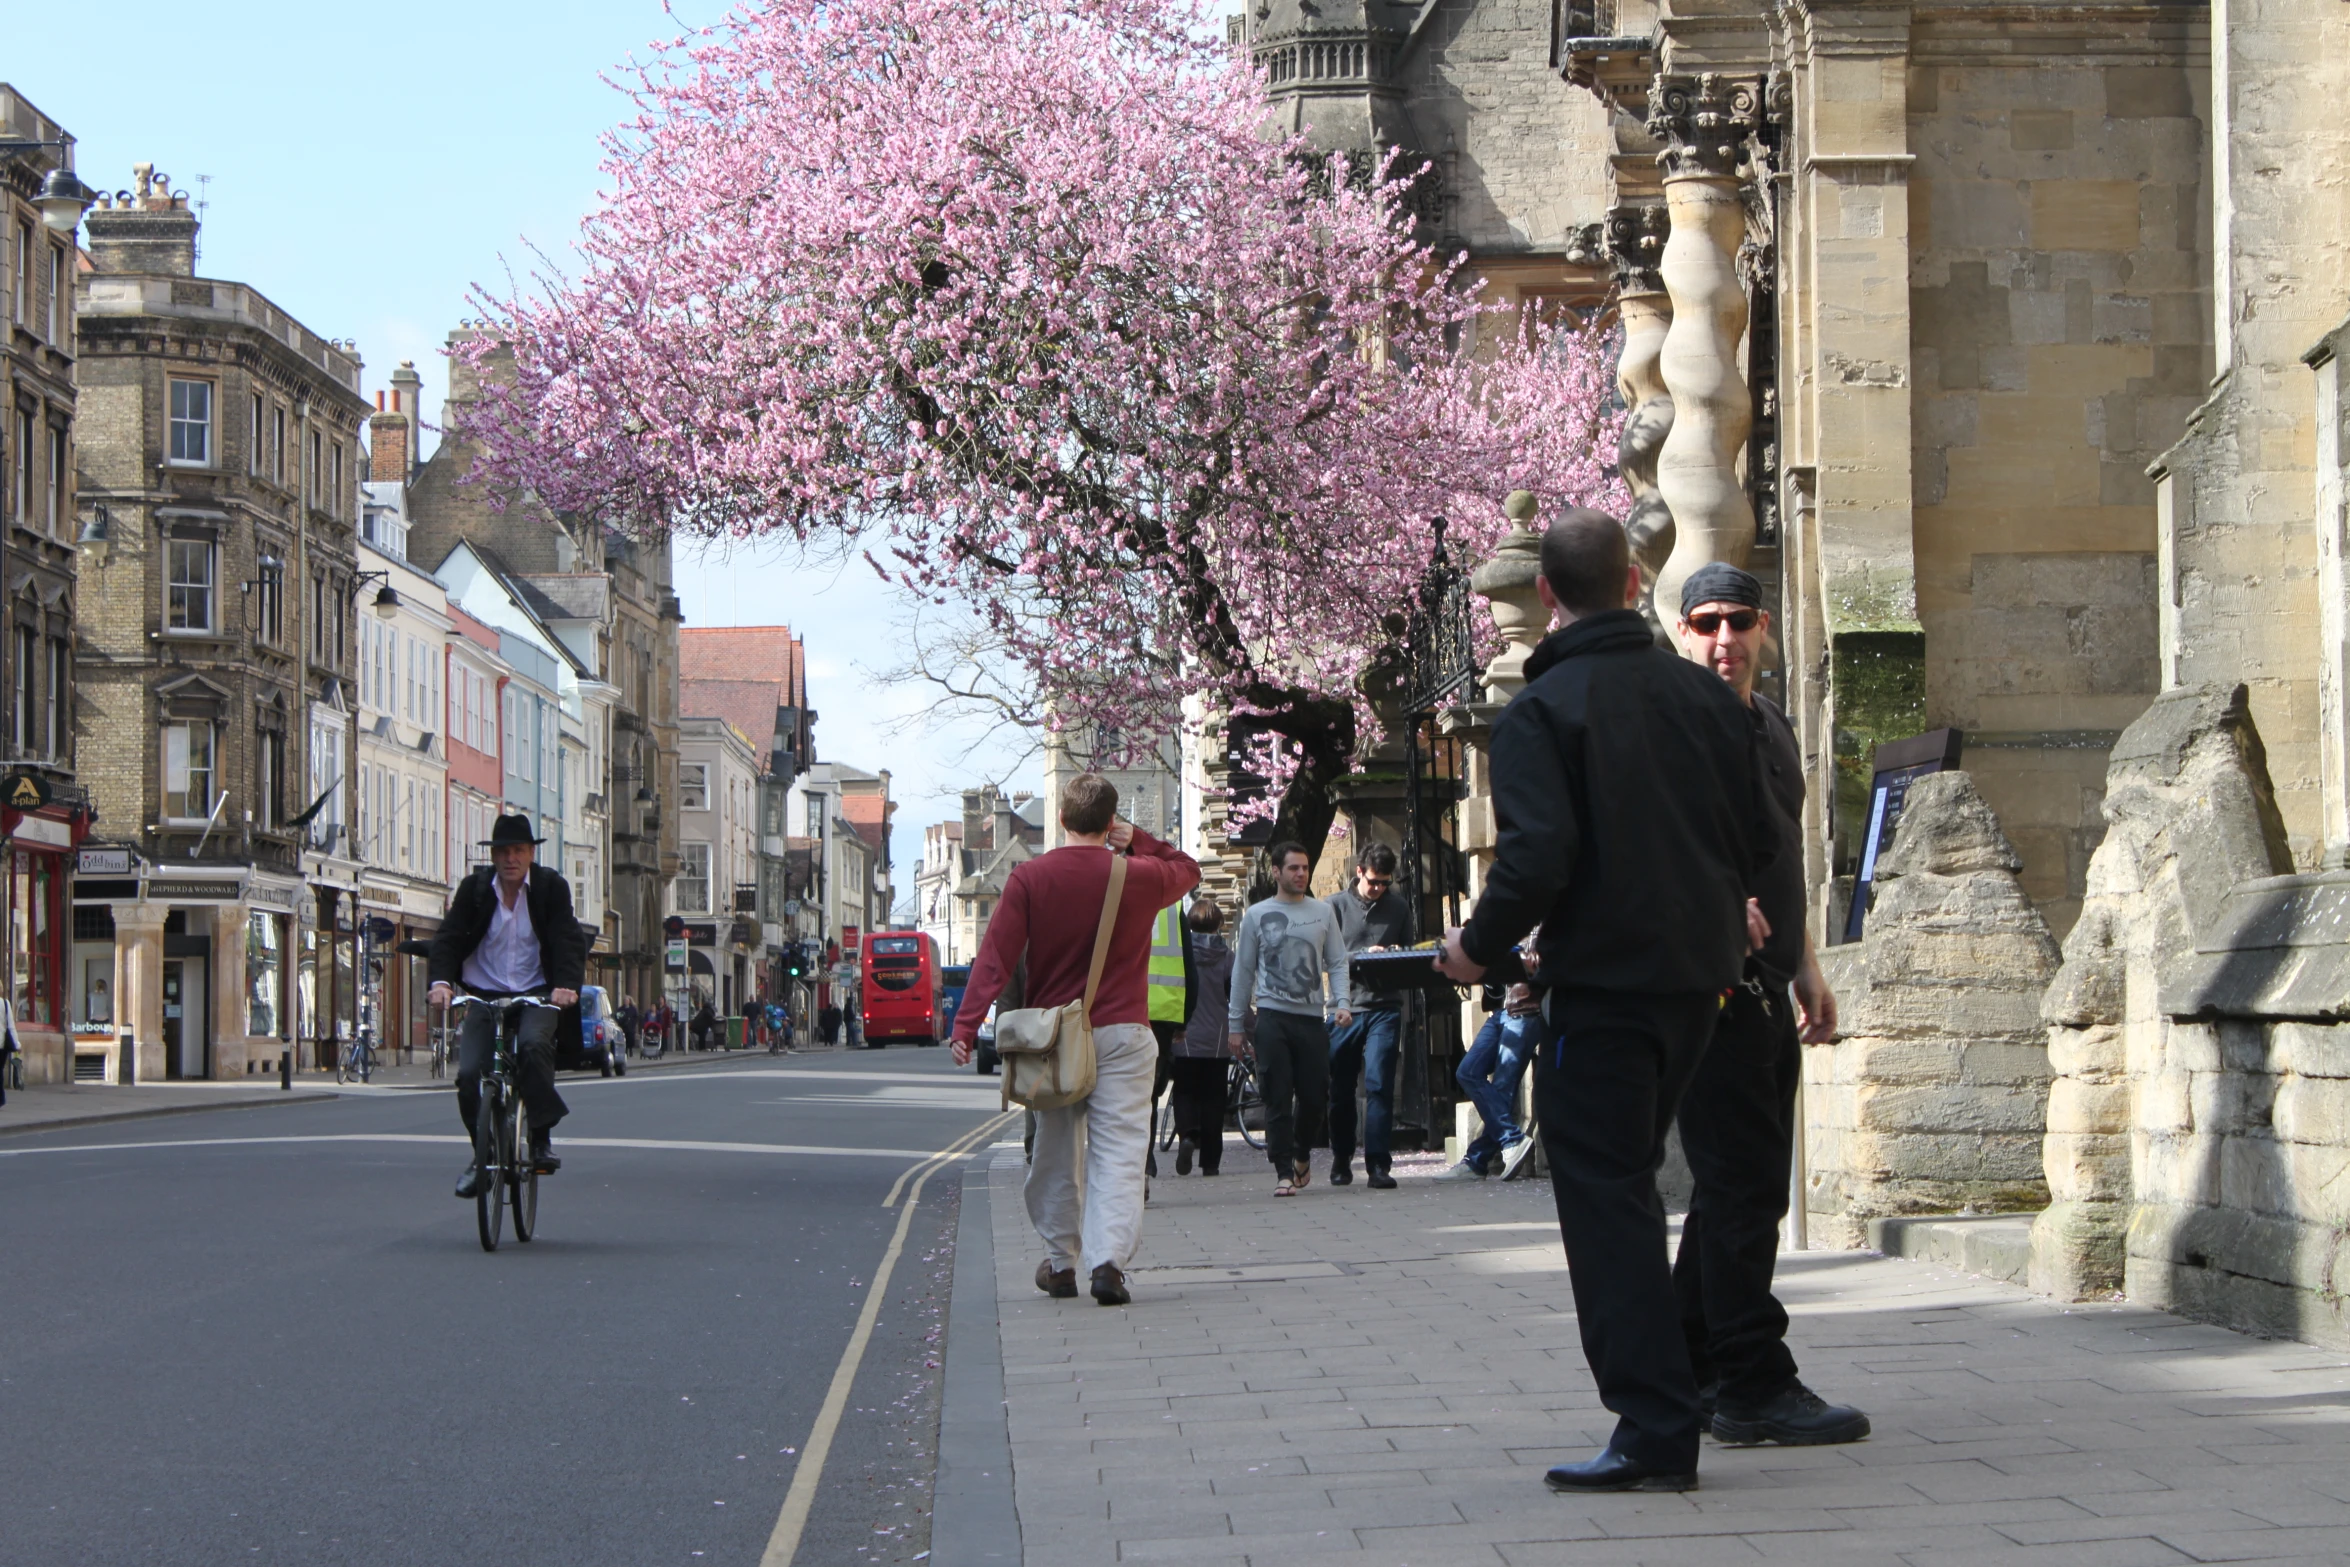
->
xmin=978 ymin=1141 xmax=2350 ymax=1566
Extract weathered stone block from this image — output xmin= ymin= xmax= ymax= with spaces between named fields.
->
xmin=2047 ymin=1076 xmax=2130 ymax=1136
xmin=2274 ymin=1073 xmax=2350 ymax=1146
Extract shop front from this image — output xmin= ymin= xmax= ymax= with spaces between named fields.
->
xmin=6 ymin=786 xmax=94 ymax=1084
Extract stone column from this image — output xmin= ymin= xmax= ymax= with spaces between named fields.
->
xmin=1470 ymin=491 xmax=1552 ymax=701
xmin=212 ymin=903 xmax=250 ymax=1078
xmin=1647 ymin=73 xmax=1761 ymax=621
xmin=1606 ymin=203 xmax=1677 ymax=622
xmin=2309 ymin=315 xmax=2350 ymax=860
xmin=116 ymin=902 xmax=167 ymax=1084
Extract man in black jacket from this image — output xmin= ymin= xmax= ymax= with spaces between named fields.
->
xmin=1670 ymin=563 xmax=1868 ymax=1450
xmin=1438 ymin=509 xmax=1775 ymax=1494
xmin=428 ymin=814 xmax=588 ymax=1197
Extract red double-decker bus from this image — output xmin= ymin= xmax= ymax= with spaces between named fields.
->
xmin=861 ymin=931 xmax=945 ymax=1047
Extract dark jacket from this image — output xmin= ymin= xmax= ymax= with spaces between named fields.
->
xmin=1326 ymin=885 xmax=1412 ymax=1011
xmin=1176 ymin=933 xmax=1234 ymax=1059
xmin=1459 ymin=609 xmax=1777 ymax=995
xmin=1746 ymin=693 xmax=1807 ymax=986
xmin=427 ymin=864 xmax=589 ymax=993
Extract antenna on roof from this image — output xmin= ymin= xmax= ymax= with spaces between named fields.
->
xmin=192 ymin=174 xmax=212 ymax=262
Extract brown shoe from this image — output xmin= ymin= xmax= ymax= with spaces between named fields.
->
xmin=1035 ymin=1260 xmax=1077 ymax=1299
xmin=1090 ymin=1263 xmax=1131 ymax=1306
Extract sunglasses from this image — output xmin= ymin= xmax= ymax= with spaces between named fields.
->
xmin=1687 ymin=609 xmax=1760 ymax=635
xmin=1361 ymin=876 xmax=1394 ymax=889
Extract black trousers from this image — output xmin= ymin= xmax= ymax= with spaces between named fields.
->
xmin=1534 ymin=987 xmax=1723 ymax=1473
xmin=1673 ymin=982 xmax=1802 ymax=1404
xmin=1253 ymin=1009 xmax=1329 ymax=1175
xmin=1168 ymin=1055 xmax=1229 ymax=1166
xmin=456 ymin=1000 xmax=568 ymax=1146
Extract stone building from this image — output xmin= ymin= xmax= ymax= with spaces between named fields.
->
xmin=0 ymin=87 xmax=94 ymax=1081
xmin=914 ymin=786 xmax=1044 ymax=967
xmin=72 ymin=169 xmax=368 ymax=1079
xmin=672 ymin=711 xmax=762 ymax=1014
xmin=679 ymin=624 xmax=811 ymax=1009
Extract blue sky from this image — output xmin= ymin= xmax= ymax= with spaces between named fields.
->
xmin=11 ymin=0 xmax=1041 ymax=879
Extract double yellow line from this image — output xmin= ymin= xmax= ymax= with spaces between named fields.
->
xmin=760 ymin=1108 xmax=1019 ymax=1567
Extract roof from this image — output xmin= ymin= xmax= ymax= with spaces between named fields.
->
xmin=679 ymin=626 xmax=805 ymax=709
xmin=681 ymin=677 xmax=791 ymax=766
xmin=841 ymin=791 xmax=891 ymax=857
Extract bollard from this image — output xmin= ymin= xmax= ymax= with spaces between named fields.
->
xmin=281 ymin=1046 xmax=291 ymax=1091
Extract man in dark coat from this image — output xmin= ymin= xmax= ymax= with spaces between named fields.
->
xmin=428 ymin=813 xmax=588 ymax=1195
xmin=1670 ymin=563 xmax=1867 ymax=1447
xmin=1438 ymin=510 xmax=1777 ymax=1494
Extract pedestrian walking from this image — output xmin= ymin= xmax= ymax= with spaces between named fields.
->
xmin=819 ymin=1002 xmax=842 ymax=1047
xmin=1669 ymin=562 xmax=1867 ymax=1447
xmin=616 ymin=997 xmax=641 ymax=1058
xmin=692 ymin=998 xmax=718 ymax=1051
xmin=1229 ymin=842 xmax=1350 ymax=1196
xmin=1446 ymin=975 xmax=1539 ymax=1180
xmin=1323 ymin=842 xmax=1410 ymax=1189
xmin=1144 ymin=899 xmax=1195 ymax=1178
xmin=952 ymin=773 xmax=1201 ymax=1306
xmin=1168 ymin=899 xmax=1235 ymax=1176
xmin=1437 ymin=507 xmax=1778 ymax=1494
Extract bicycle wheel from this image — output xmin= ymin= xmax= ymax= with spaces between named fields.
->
xmin=476 ymin=1084 xmax=506 ymax=1252
xmin=1232 ymin=1060 xmax=1266 ymax=1152
xmin=511 ymin=1099 xmax=537 ymax=1243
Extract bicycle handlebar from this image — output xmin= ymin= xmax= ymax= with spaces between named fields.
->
xmin=445 ymin=992 xmax=563 ymax=1012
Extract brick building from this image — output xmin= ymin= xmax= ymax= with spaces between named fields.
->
xmin=72 ymin=167 xmax=369 ymax=1080
xmin=0 ymin=87 xmax=93 ymax=1082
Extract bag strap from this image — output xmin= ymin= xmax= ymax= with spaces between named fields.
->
xmin=1079 ymin=853 xmax=1130 ymax=1025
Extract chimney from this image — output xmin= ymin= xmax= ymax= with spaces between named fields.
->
xmin=367 ymin=361 xmax=428 ymax=482
xmin=83 ymin=163 xmax=199 ymax=277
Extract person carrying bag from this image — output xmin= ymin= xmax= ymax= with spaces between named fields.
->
xmin=952 ymin=773 xmax=1200 ymax=1307
xmin=994 ymin=855 xmax=1125 ymax=1112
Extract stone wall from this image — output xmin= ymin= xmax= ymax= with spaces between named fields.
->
xmin=1809 ymin=771 xmax=2060 ymax=1248
xmin=2030 ymin=685 xmax=2350 ymax=1346
xmin=1903 ymin=17 xmax=2208 ymax=938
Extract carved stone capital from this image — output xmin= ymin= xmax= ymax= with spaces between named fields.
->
xmin=1647 ymin=73 xmax=1764 ymax=183
xmin=1604 ymin=201 xmax=1670 ymax=297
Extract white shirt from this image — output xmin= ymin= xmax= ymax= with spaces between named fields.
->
xmin=461 ymin=878 xmax=547 ymax=995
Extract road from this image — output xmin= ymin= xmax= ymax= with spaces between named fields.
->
xmin=0 ymin=1047 xmax=1011 ymax=1567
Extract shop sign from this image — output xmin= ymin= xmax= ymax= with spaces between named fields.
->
xmin=247 ymin=881 xmax=301 ymax=911
xmin=2 ymin=772 xmax=51 ymax=811
xmin=146 ymin=878 xmax=247 ymax=903
xmin=664 ymin=939 xmax=688 ymax=972
xmin=78 ymin=847 xmax=133 ymax=875
xmin=10 ymin=815 xmax=71 ymax=848
xmin=682 ymin=921 xmax=719 ymax=947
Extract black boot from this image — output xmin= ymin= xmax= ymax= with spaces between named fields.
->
xmin=1365 ymin=1159 xmax=1397 ymax=1190
xmin=529 ymin=1133 xmax=562 ymax=1175
xmin=1713 ymin=1381 xmax=1870 ymax=1447
xmin=454 ymin=1162 xmax=485 ymax=1199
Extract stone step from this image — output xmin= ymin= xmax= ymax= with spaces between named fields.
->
xmin=1868 ymin=1211 xmax=2040 ymax=1286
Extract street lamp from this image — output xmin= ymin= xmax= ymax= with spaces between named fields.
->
xmin=0 ymin=138 xmax=97 ymax=234
xmin=352 ymin=570 xmax=402 ymax=620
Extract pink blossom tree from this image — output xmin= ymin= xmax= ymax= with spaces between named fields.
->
xmin=462 ymin=0 xmax=1622 ymax=856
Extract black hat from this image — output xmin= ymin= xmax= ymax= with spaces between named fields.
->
xmin=484 ymin=813 xmax=545 ymax=848
xmin=1679 ymin=562 xmax=1764 ymax=619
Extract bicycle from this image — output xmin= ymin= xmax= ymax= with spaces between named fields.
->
xmin=448 ymin=992 xmax=559 ymax=1253
xmin=337 ymin=1031 xmax=375 ymax=1085
xmin=1227 ymin=1045 xmax=1266 ymax=1152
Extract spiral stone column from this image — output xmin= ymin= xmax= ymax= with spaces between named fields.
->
xmin=1604 ymin=202 xmax=1675 ymax=625
xmin=1646 ymin=74 xmax=1761 ymax=622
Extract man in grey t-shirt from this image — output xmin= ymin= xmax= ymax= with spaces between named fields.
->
xmin=1229 ymin=841 xmax=1351 ymax=1194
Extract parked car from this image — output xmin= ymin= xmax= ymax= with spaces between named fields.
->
xmin=571 ymin=985 xmax=626 ymax=1076
xmin=974 ymin=1006 xmax=999 ymax=1076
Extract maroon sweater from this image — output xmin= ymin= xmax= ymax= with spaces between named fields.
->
xmin=952 ymin=829 xmax=1201 ymax=1041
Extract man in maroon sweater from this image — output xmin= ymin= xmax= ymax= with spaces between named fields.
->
xmin=952 ymin=773 xmax=1201 ymax=1305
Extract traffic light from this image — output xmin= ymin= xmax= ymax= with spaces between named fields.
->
xmin=783 ymin=943 xmax=811 ymax=980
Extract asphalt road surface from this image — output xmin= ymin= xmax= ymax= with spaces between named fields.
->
xmin=0 ymin=1047 xmax=1011 ymax=1567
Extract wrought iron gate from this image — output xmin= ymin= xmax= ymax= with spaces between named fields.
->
xmin=1393 ymin=524 xmax=1478 ymax=1150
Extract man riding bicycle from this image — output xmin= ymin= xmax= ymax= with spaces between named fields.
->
xmin=428 ymin=813 xmax=588 ymax=1198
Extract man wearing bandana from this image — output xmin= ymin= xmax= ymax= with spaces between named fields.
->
xmin=1671 ymin=562 xmax=1870 ymax=1448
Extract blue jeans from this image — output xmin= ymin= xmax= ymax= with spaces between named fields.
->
xmin=1326 ymin=1008 xmax=1401 ymax=1170
xmin=1457 ymin=1008 xmax=1532 ymax=1172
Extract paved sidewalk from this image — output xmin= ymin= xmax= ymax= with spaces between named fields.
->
xmin=986 ymin=1143 xmax=2350 ymax=1566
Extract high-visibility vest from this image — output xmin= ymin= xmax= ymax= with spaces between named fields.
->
xmin=1147 ymin=903 xmax=1190 ymax=1024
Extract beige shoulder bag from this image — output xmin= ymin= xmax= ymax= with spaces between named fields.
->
xmin=995 ymin=854 xmax=1127 ymax=1112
